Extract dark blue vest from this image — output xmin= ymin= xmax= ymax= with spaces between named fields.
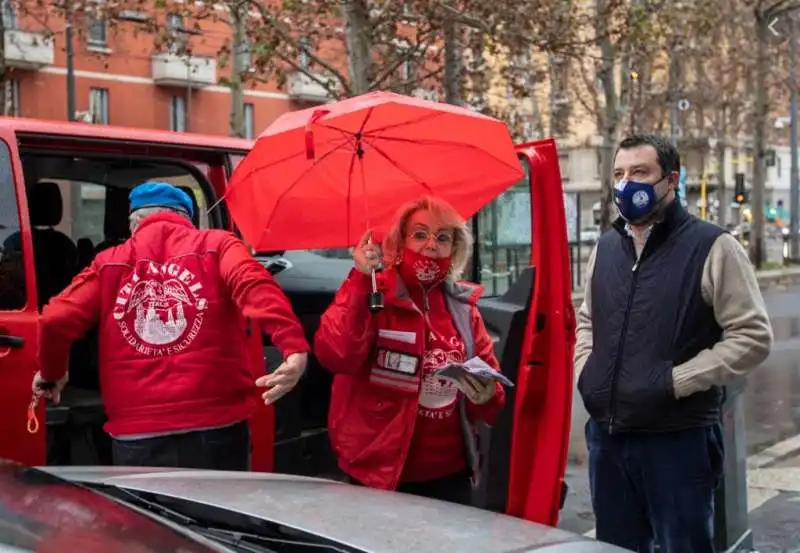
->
xmin=578 ymin=201 xmax=725 ymax=433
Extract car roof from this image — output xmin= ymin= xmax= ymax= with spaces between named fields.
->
xmin=0 ymin=117 xmax=254 ymax=153
xmin=42 ymin=467 xmax=624 ymax=553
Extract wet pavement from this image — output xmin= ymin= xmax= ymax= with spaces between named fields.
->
xmin=559 ymin=284 xmax=800 ymax=551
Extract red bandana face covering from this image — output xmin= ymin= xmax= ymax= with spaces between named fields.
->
xmin=398 ymin=248 xmax=452 ymax=288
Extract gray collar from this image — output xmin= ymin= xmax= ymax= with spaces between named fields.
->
xmin=393 ymin=273 xmax=476 ymax=305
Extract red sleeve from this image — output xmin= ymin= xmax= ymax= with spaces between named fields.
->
xmin=218 ymin=237 xmax=310 ymax=357
xmin=465 ymin=306 xmax=506 ymax=425
xmin=314 ymin=268 xmax=376 ymax=376
xmin=38 ymin=263 xmax=102 ymax=382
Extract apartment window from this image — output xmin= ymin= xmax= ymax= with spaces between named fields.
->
xmin=298 ymin=37 xmax=311 ymax=69
xmin=1 ymin=0 xmax=16 ymax=29
xmin=167 ymin=14 xmax=186 ymax=54
xmin=4 ymin=79 xmax=19 ymax=116
xmin=89 ymin=88 xmax=109 ymax=124
xmin=170 ymin=95 xmax=186 ymax=132
xmin=244 ymin=103 xmax=254 ymax=139
xmin=402 ymin=56 xmax=414 ymax=83
xmin=87 ymin=16 xmax=107 ymax=47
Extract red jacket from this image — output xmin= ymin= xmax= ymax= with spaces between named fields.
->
xmin=314 ymin=268 xmax=505 ymax=490
xmin=38 ymin=212 xmax=309 ymax=437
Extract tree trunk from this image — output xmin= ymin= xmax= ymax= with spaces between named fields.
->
xmin=751 ymin=11 xmax=770 ymax=268
xmin=667 ymin=35 xmax=681 ymax=147
xmin=596 ymin=0 xmax=618 ymax=231
xmin=229 ymin=2 xmax=245 ymax=137
xmin=0 ymin=7 xmax=8 ymax=116
xmin=716 ymin=105 xmax=727 ymax=227
xmin=443 ymin=17 xmax=462 ymax=106
xmin=342 ymin=0 xmax=372 ymax=95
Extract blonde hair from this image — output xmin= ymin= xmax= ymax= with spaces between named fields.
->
xmin=382 ymin=196 xmax=474 ymax=282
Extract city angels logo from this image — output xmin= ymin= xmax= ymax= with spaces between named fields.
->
xmin=113 ymin=260 xmax=208 ymax=356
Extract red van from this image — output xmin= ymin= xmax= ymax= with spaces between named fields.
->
xmin=0 ymin=118 xmax=573 ymax=526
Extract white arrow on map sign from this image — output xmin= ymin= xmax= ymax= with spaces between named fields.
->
xmin=769 ymin=17 xmax=780 ymax=37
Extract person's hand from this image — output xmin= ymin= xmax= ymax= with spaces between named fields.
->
xmin=32 ymin=371 xmax=69 ymax=406
xmin=353 ymin=230 xmax=382 ymax=275
xmin=255 ymin=352 xmax=308 ymax=405
xmin=459 ymin=374 xmax=495 ymax=405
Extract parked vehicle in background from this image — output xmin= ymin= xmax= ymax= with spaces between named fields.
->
xmin=578 ymin=227 xmax=601 ymax=244
xmin=0 ymin=119 xmax=573 ymax=526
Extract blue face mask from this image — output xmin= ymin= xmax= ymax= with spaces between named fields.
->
xmin=613 ymin=178 xmax=668 ymax=223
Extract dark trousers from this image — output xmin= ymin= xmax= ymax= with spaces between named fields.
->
xmin=348 ymin=470 xmax=474 ymax=506
xmin=111 ymin=421 xmax=251 ymax=471
xmin=587 ymin=419 xmax=723 ymax=553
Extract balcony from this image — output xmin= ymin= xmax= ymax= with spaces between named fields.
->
xmin=286 ymin=71 xmax=336 ymax=103
xmin=151 ymin=54 xmax=216 ymax=87
xmin=5 ymin=30 xmax=54 ymax=70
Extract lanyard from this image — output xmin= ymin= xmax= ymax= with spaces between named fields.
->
xmin=27 ymin=397 xmax=40 ymax=434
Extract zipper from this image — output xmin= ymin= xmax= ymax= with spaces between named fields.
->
xmin=393 ymin=286 xmax=429 ymax=489
xmin=607 ymin=253 xmax=641 ymax=434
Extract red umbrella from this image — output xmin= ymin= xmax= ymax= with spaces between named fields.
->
xmin=224 ymin=91 xmax=524 ymax=251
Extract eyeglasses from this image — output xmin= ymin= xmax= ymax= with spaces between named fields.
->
xmin=408 ymin=229 xmax=455 ymax=246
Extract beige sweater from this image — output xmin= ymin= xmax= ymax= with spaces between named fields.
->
xmin=574 ymin=232 xmax=773 ymax=399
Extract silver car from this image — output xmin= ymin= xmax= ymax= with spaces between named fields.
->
xmin=0 ymin=464 xmax=630 ymax=553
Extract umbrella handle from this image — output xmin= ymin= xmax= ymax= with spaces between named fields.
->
xmin=368 ymin=268 xmax=385 ymax=313
xmin=365 ymin=232 xmax=384 ymax=313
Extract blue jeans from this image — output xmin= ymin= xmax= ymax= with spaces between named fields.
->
xmin=586 ymin=419 xmax=724 ymax=553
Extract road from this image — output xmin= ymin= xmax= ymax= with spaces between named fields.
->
xmin=558 ymin=284 xmax=800 ymax=551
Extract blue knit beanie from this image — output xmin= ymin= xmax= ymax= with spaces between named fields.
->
xmin=129 ymin=181 xmax=194 ymax=219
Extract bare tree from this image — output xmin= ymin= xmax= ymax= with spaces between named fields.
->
xmin=751 ymin=0 xmax=800 ymax=267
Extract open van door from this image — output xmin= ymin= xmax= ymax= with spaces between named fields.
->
xmin=222 ymin=153 xmax=275 ymax=473
xmin=0 ymin=128 xmax=46 ymax=466
xmin=470 ymin=139 xmax=573 ymax=526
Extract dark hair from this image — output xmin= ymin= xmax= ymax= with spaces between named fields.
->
xmin=616 ymin=133 xmax=681 ymax=176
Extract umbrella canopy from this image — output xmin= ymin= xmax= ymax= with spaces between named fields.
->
xmin=225 ymin=91 xmax=524 ymax=251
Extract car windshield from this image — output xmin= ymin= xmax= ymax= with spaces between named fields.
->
xmin=0 ymin=462 xmax=222 ymax=552
xmin=85 ymin=483 xmax=356 ymax=553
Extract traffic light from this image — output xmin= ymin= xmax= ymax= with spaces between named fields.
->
xmin=766 ymin=149 xmax=777 ymax=168
xmin=734 ymin=173 xmax=746 ymax=204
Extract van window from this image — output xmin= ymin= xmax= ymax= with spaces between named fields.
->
xmin=472 ymin=156 xmax=532 ymax=297
xmin=19 ymin=154 xmax=212 ymax=248
xmin=15 ymin=152 xmax=215 ymax=312
xmin=0 ymin=140 xmax=26 ymax=310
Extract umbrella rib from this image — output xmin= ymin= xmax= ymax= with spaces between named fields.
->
xmin=315 ymin=123 xmax=356 ymax=140
xmin=358 ymin=106 xmax=376 ymax=134
xmin=347 ymin=106 xmax=376 ymax=244
xmin=363 ymin=138 xmax=434 ymax=194
xmin=345 ymin=147 xmax=357 ymax=246
xmin=365 ymin=135 xmax=524 ymax=176
xmin=312 ymin=106 xmax=374 ymax=151
xmin=254 ymin=139 xmax=353 ymax=248
xmin=362 ymin=111 xmax=447 ymax=135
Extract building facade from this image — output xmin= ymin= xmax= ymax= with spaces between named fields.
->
xmin=5 ymin=4 xmax=331 ymax=137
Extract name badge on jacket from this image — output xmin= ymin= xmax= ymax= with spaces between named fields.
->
xmin=369 ymin=329 xmax=421 ymax=393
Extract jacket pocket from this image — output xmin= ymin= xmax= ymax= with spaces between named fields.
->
xmin=577 ymin=352 xmax=611 ymax=421
xmin=614 ymin=359 xmax=675 ymax=427
xmin=334 ymin=385 xmax=409 ymax=466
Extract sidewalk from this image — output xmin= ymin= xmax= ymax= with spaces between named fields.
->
xmin=570 ymin=266 xmax=800 ymax=307
xmin=559 ymin=434 xmax=800 ymax=551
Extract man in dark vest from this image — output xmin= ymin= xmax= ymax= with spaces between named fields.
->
xmin=574 ymin=134 xmax=773 ymax=553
